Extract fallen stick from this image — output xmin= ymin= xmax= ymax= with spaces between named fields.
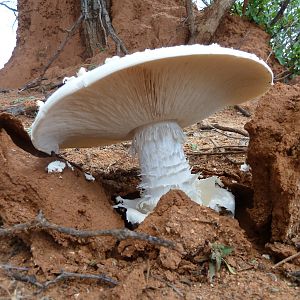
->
xmin=0 ymin=211 xmax=175 ymax=249
xmin=272 ymin=251 xmax=300 ymax=268
xmin=198 ymin=123 xmax=249 ymax=137
xmin=8 ymin=270 xmax=118 ymax=292
xmin=151 ymin=274 xmax=184 ymax=298
xmin=233 ymin=105 xmax=251 ymax=117
xmin=0 ymin=264 xmax=29 ymax=271
xmin=194 ymin=145 xmax=248 ymax=152
xmin=187 ymin=150 xmax=247 ymax=156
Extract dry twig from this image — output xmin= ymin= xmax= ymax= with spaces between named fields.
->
xmin=0 ymin=103 xmax=38 ymax=117
xmin=151 ymin=274 xmax=184 ymax=298
xmin=233 ymin=105 xmax=251 ymax=117
xmin=0 ymin=2 xmax=17 ymax=16
xmin=187 ymin=149 xmax=247 ymax=156
xmin=0 ymin=211 xmax=175 ymax=249
xmin=7 ymin=270 xmax=118 ymax=293
xmin=0 ymin=264 xmax=29 ymax=271
xmin=198 ymin=123 xmax=249 ymax=137
xmin=272 ymin=252 xmax=300 ymax=268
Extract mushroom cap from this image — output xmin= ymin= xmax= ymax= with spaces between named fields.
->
xmin=31 ymin=44 xmax=273 ymax=154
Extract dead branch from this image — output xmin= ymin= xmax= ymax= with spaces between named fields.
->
xmin=0 ymin=88 xmax=10 ymax=93
xmin=7 ymin=270 xmax=118 ymax=292
xmin=198 ymin=123 xmax=249 ymax=137
xmin=287 ymin=270 xmax=300 ymax=282
xmin=234 ymin=105 xmax=251 ymax=117
xmin=0 ymin=211 xmax=175 ymax=249
xmin=19 ymin=14 xmax=83 ymax=92
xmin=81 ymin=0 xmax=107 ymax=56
xmin=272 ymin=251 xmax=300 ymax=268
xmin=187 ymin=149 xmax=247 ymax=156
xmin=186 ymin=0 xmax=196 ymax=44
xmin=274 ymin=71 xmax=293 ymax=82
xmin=193 ymin=0 xmax=235 ymax=44
xmin=0 ymin=264 xmax=29 ymax=271
xmin=0 ymin=2 xmax=17 ymax=16
xmin=201 ymin=0 xmax=210 ymax=7
xmin=81 ymin=0 xmax=127 ymax=56
xmin=151 ymin=274 xmax=184 ymax=298
xmin=270 ymin=0 xmax=291 ymax=26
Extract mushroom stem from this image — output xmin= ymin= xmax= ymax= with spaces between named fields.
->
xmin=116 ymin=121 xmax=236 ymax=223
xmin=120 ymin=121 xmax=203 ymax=213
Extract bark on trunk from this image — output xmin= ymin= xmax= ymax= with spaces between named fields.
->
xmin=192 ymin=0 xmax=235 ymax=45
xmin=81 ymin=0 xmax=109 ymax=57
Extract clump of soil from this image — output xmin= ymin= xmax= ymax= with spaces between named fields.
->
xmin=245 ymin=83 xmax=300 ymax=243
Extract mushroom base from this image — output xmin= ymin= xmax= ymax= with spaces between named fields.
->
xmin=115 ymin=121 xmax=235 ymax=224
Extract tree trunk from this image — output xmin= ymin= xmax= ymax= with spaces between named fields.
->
xmin=81 ymin=0 xmax=109 ymax=57
xmin=192 ymin=0 xmax=235 ymax=45
xmin=81 ymin=0 xmax=127 ymax=56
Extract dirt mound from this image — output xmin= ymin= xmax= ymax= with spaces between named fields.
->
xmin=118 ymin=190 xmax=252 ymax=259
xmin=245 ymin=83 xmax=300 ymax=242
xmin=0 ymin=119 xmax=123 ymax=271
xmin=2 ymin=180 xmax=298 ymax=298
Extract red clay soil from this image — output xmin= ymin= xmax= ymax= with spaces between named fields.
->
xmin=0 ymin=0 xmax=86 ymax=88
xmin=0 ymin=134 xmax=299 ymax=299
xmin=0 ymin=0 xmax=188 ymax=89
xmin=0 ymin=119 xmax=123 ymax=271
xmin=0 ymin=2 xmax=299 ymax=298
xmin=245 ymin=83 xmax=300 ymax=243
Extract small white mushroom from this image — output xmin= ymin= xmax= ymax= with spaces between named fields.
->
xmin=46 ymin=161 xmax=66 ymax=173
xmin=31 ymin=44 xmax=273 ymax=223
xmin=84 ymin=173 xmax=95 ymax=181
xmin=240 ymin=162 xmax=251 ymax=172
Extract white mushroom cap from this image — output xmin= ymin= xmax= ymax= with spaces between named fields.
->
xmin=31 ymin=44 xmax=273 ymax=154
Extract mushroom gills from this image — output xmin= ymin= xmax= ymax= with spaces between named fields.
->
xmin=115 ymin=121 xmax=235 ymax=223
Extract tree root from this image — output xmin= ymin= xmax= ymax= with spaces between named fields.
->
xmin=0 ymin=211 xmax=175 ymax=249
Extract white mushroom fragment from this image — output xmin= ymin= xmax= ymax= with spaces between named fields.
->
xmin=31 ymin=44 xmax=273 ymax=223
xmin=46 ymin=161 xmax=66 ymax=173
xmin=84 ymin=173 xmax=95 ymax=181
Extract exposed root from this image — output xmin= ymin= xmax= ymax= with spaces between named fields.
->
xmin=0 ymin=211 xmax=175 ymax=249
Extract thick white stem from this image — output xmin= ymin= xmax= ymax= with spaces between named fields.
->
xmin=115 ymin=121 xmax=235 ymax=223
xmin=130 ymin=121 xmax=202 ymax=212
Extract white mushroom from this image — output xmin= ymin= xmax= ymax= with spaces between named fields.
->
xmin=46 ymin=160 xmax=66 ymax=173
xmin=31 ymin=44 xmax=273 ymax=223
